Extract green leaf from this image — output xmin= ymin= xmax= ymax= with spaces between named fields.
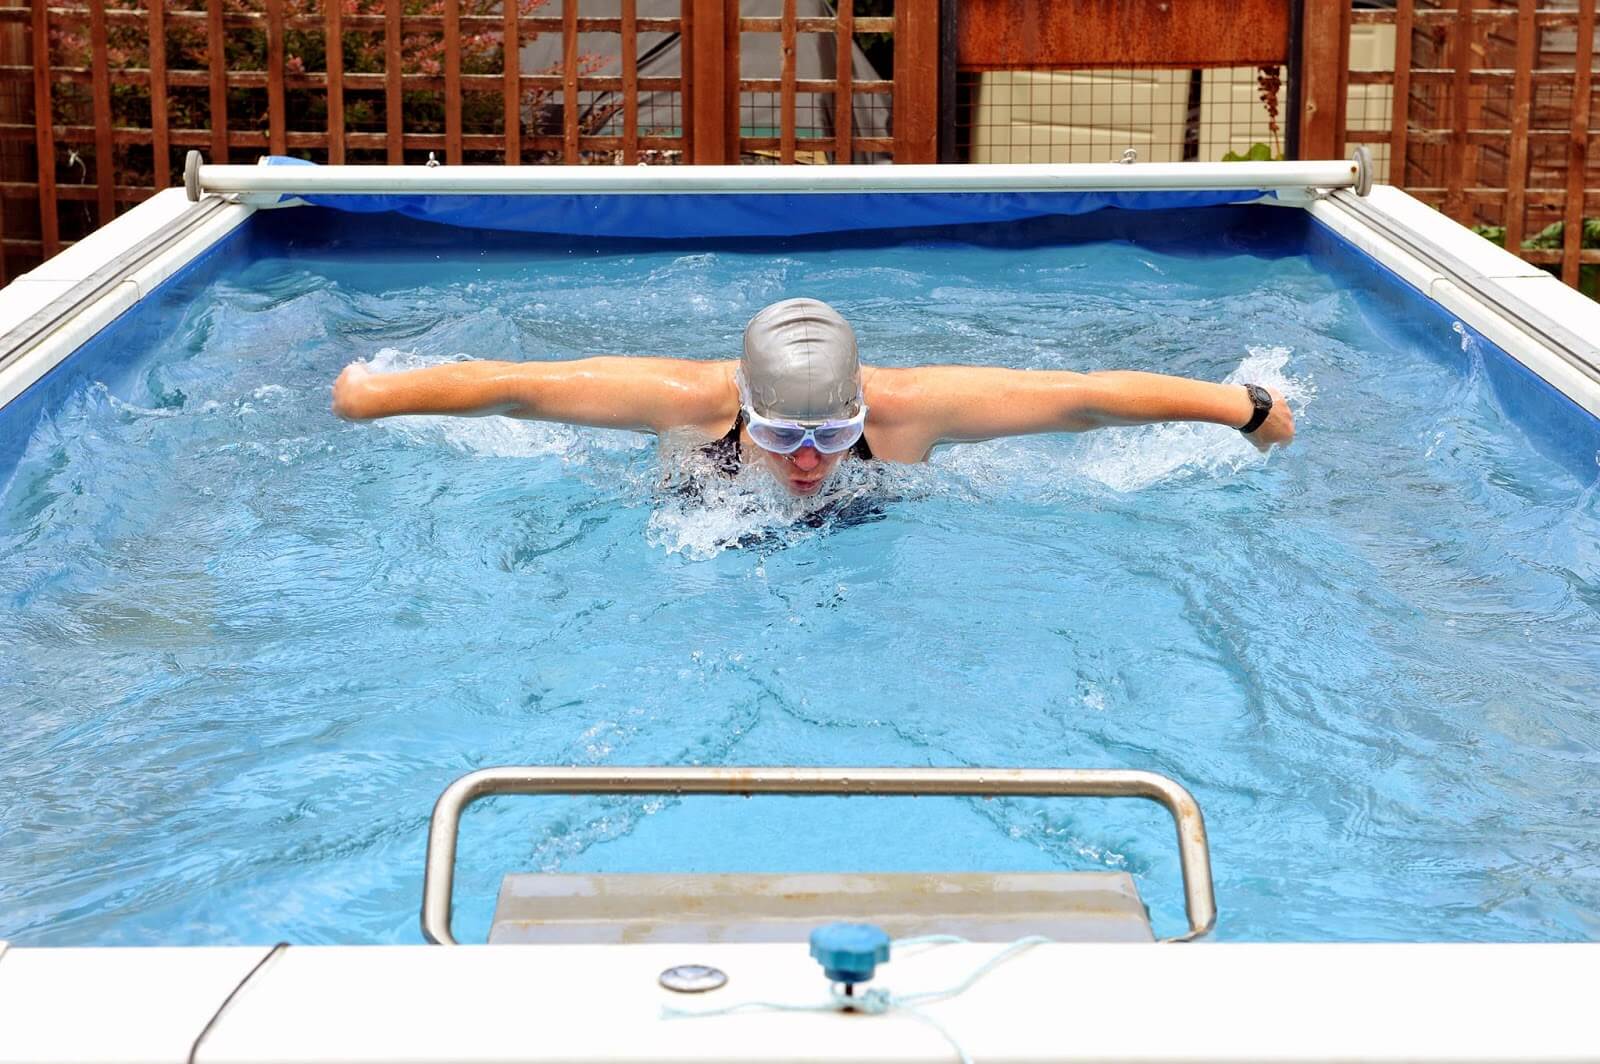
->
xmin=1221 ymin=142 xmax=1277 ymax=162
xmin=1472 ymin=224 xmax=1506 ymax=248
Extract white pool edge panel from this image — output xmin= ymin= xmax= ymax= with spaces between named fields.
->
xmin=0 ymin=189 xmax=256 ymax=411
xmin=2 ymin=941 xmax=1597 ymax=1064
xmin=1309 ymin=186 xmax=1600 ymax=420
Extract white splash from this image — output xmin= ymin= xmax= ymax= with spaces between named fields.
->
xmin=1450 ymin=319 xmax=1487 ymax=393
xmin=1073 ymin=345 xmax=1314 ymax=492
xmin=644 ymin=436 xmax=891 ymax=560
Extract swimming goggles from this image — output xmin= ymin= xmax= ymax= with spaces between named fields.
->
xmin=743 ymin=400 xmax=869 ymax=454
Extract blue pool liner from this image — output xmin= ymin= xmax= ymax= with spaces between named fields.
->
xmin=259 ymin=156 xmax=1269 ymax=239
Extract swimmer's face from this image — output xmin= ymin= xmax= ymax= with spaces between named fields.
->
xmin=751 ymin=440 xmax=848 ymax=496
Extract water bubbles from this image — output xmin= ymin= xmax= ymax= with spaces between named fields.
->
xmin=643 ymin=439 xmax=892 ymax=560
xmin=356 ymin=347 xmax=582 ymax=459
xmin=1069 ymin=345 xmax=1312 ymax=492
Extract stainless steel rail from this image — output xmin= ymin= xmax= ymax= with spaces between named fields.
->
xmin=187 ymin=153 xmax=1366 ymax=199
xmin=421 ymin=765 xmax=1216 ymax=945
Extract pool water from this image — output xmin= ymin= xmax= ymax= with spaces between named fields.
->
xmin=2 ymin=207 xmax=1598 ymax=946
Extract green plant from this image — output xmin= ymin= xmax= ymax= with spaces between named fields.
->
xmin=845 ymin=0 xmax=894 ymax=78
xmin=1221 ymin=142 xmax=1278 ymax=163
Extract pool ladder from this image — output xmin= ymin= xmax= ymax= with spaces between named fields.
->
xmin=420 ymin=766 xmax=1216 ymax=945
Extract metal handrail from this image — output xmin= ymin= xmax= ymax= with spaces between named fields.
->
xmin=186 ymin=152 xmax=1365 ymax=200
xmin=421 ymin=765 xmax=1216 ymax=945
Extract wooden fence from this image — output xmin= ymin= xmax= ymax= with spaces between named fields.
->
xmin=0 ymin=1 xmax=1596 ymax=295
xmin=0 ymin=0 xmax=938 ymax=282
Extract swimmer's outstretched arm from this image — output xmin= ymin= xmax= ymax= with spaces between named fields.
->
xmin=331 ymin=357 xmax=734 ymax=435
xmin=868 ymin=366 xmax=1294 ymax=458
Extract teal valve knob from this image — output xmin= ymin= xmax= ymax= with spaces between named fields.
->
xmin=808 ymin=922 xmax=891 ymax=986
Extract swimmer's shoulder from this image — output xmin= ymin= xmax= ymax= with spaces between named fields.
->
xmin=861 ymin=365 xmax=940 ymax=463
xmin=649 ymin=357 xmax=739 ymax=441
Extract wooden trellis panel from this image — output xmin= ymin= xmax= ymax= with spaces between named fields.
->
xmin=0 ymin=1 xmax=939 ymax=283
xmin=1344 ymin=0 xmax=1599 ymax=289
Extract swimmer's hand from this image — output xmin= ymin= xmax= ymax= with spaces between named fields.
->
xmin=331 ymin=362 xmax=374 ymax=419
xmin=1244 ymin=387 xmax=1295 ymax=452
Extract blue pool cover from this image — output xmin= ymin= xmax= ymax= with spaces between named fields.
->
xmin=260 ymin=156 xmax=1270 ymax=239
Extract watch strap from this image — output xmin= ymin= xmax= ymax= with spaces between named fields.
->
xmin=1239 ymin=384 xmax=1272 ymax=434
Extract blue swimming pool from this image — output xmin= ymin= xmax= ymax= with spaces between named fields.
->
xmin=2 ymin=204 xmax=1597 ymax=946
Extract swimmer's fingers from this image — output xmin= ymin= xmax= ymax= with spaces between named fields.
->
xmin=332 ymin=361 xmax=374 ymax=419
xmin=1247 ymin=387 xmax=1295 ymax=451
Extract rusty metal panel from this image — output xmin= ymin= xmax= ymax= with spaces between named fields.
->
xmin=957 ymin=0 xmax=1291 ymax=71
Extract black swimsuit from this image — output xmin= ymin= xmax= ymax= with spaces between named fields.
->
xmin=699 ymin=410 xmax=875 ymax=475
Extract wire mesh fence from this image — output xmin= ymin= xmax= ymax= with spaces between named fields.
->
xmin=955 ymin=66 xmax=1289 ymax=165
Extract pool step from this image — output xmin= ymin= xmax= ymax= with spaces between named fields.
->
xmin=488 ymin=871 xmax=1155 ymax=944
xmin=425 ymin=767 xmax=1215 ymax=944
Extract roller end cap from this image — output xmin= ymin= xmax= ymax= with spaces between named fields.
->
xmin=1351 ymin=145 xmax=1373 ymax=197
xmin=184 ymin=151 xmax=203 ymax=201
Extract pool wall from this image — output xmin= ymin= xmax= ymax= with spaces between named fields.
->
xmin=0 ymin=190 xmax=256 ymax=489
xmin=1 ymin=941 xmax=1596 ymax=1064
xmin=1309 ymin=187 xmax=1600 ymax=423
xmin=1303 ymin=194 xmax=1600 ymax=479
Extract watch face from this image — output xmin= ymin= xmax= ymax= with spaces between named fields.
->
xmin=1240 ymin=384 xmax=1272 ymax=433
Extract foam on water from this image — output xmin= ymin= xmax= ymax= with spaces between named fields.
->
xmin=1072 ymin=345 xmax=1313 ymax=492
xmin=2 ymin=219 xmax=1598 ymax=947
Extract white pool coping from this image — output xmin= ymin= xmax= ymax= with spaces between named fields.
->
xmin=1309 ymin=186 xmax=1600 ymax=419
xmin=2 ymin=173 xmax=1598 ymax=1064
xmin=0 ymin=189 xmax=255 ymax=411
xmin=2 ymin=940 xmax=1598 ymax=1063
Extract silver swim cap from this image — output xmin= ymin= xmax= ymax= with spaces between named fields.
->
xmin=740 ymin=298 xmax=862 ymax=424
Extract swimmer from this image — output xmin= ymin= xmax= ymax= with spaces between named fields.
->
xmin=331 ymin=297 xmax=1294 ymax=496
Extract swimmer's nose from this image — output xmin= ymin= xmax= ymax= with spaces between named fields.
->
xmin=791 ymin=446 xmax=821 ymax=470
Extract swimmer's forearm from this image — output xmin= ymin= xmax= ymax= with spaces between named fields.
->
xmin=333 ymin=356 xmax=732 ymax=432
xmin=333 ymin=361 xmax=531 ymax=419
xmin=1077 ymin=372 xmax=1256 ymax=430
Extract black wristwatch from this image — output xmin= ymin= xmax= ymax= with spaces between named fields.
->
xmin=1239 ymin=384 xmax=1273 ymax=435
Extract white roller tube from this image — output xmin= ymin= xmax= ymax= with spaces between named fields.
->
xmin=187 ymin=156 xmax=1366 ymax=200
